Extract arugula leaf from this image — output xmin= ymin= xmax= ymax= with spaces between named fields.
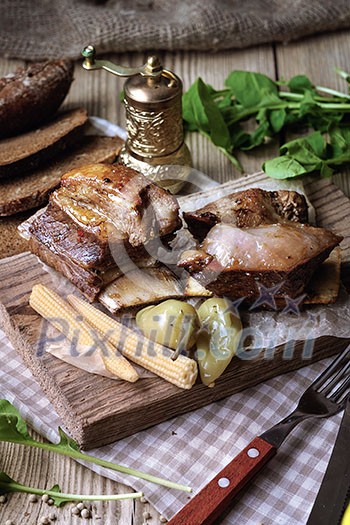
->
xmin=263 ymin=125 xmax=350 ymax=179
xmin=330 ymin=125 xmax=350 ymax=157
xmin=183 ymin=67 xmax=350 ymax=178
xmin=0 ymin=472 xmax=142 ymax=506
xmin=225 ymin=71 xmax=278 ymax=107
xmin=0 ymin=400 xmax=191 ymax=493
xmin=0 ymin=400 xmax=36 ymax=445
xmin=288 ymin=75 xmax=315 ymax=94
xmin=183 ymin=78 xmax=231 ymax=149
xmin=280 ymin=131 xmax=326 ymax=166
xmin=269 ymin=108 xmax=287 ymax=133
xmin=263 ymin=155 xmax=308 ymax=179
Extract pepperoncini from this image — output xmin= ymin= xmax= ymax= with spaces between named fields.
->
xmin=196 ymin=298 xmax=242 ymax=387
xmin=135 ymin=300 xmax=200 ymax=354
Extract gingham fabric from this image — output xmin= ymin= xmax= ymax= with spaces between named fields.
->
xmin=0 ymin=329 xmax=345 ymax=524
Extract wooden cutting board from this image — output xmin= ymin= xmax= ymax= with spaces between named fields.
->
xmin=0 ymin=173 xmax=349 ymax=450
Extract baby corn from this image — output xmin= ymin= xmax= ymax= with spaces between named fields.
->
xmin=30 ymin=284 xmax=139 ymax=383
xmin=67 ymin=294 xmax=198 ymax=389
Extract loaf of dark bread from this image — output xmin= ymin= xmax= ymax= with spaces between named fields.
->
xmin=0 ymin=107 xmax=88 ymax=178
xmin=0 ymin=60 xmax=74 ymax=138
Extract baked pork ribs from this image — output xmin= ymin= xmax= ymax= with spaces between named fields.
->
xmin=183 ymin=187 xmax=308 ymax=242
xmin=25 ymin=164 xmax=182 ymax=302
xmin=180 ymin=188 xmax=342 ymax=309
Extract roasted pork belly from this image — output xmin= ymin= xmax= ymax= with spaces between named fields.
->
xmin=59 ymin=163 xmax=181 ymax=246
xmin=183 ymin=188 xmax=308 ymax=242
xmin=28 ymin=234 xmax=106 ymax=301
xmin=29 ymin=203 xmax=116 ymax=270
xmin=28 ymin=202 xmax=158 ymax=300
xmin=178 ymin=223 xmax=342 ymax=308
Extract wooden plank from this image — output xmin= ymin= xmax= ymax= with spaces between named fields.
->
xmin=0 ymin=429 xmax=138 ymax=524
xmin=166 ymin=46 xmax=278 ymax=182
xmin=0 ymin=174 xmax=348 ymax=452
xmin=275 ymin=29 xmax=350 ymax=197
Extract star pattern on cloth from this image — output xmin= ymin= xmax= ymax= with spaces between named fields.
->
xmin=281 ymin=294 xmax=306 ymax=315
xmin=249 ymin=282 xmax=284 ymax=311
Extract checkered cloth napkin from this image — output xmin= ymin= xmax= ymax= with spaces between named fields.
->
xmin=0 ymin=329 xmax=343 ymax=524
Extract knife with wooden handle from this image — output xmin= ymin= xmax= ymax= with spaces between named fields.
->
xmin=167 ymin=436 xmax=277 ymax=525
xmin=307 ymin=396 xmax=350 ymax=525
xmin=167 ymin=345 xmax=350 ymax=525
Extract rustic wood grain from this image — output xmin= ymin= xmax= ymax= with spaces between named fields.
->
xmin=1 ymin=30 xmax=350 ymax=525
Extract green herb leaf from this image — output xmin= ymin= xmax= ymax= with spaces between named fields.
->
xmin=320 ymin=163 xmax=334 ymax=177
xmin=263 ymin=156 xmax=308 ymax=179
xmin=0 ymin=400 xmax=191 ymax=493
xmin=56 ymin=427 xmax=81 ymax=453
xmin=329 ymin=125 xmax=350 ymax=157
xmin=0 ymin=472 xmax=142 ymax=506
xmin=0 ymin=472 xmax=15 ymax=495
xmin=269 ymin=108 xmax=287 ymax=133
xmin=280 ymin=131 xmax=326 ymax=168
xmin=288 ymin=75 xmax=315 ymax=94
xmin=183 ymin=78 xmax=231 ymax=149
xmin=0 ymin=400 xmax=36 ymax=446
xmin=183 ymin=67 xmax=350 ymax=177
xmin=225 ymin=71 xmax=278 ymax=107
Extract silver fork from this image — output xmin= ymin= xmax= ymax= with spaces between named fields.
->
xmin=168 ymin=344 xmax=350 ymax=525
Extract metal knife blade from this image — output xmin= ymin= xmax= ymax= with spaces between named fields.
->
xmin=307 ymin=395 xmax=350 ymax=525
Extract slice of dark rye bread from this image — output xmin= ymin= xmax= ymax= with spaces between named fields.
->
xmin=0 ymin=135 xmax=123 ymax=216
xmin=0 ymin=136 xmax=123 ymax=257
xmin=0 ymin=107 xmax=88 ymax=178
xmin=0 ymin=210 xmax=34 ymax=258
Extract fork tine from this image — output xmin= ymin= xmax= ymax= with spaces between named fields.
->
xmin=321 ymin=359 xmax=350 ymax=396
xmin=312 ymin=345 xmax=350 ymax=391
xmin=329 ymin=377 xmax=350 ymax=404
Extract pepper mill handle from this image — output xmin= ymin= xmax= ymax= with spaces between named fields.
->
xmin=82 ymin=45 xmax=162 ymax=78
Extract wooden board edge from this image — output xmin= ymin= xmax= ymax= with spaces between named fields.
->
xmin=0 ymin=301 xmax=87 ymax=444
xmin=78 ymin=335 xmax=350 ymax=449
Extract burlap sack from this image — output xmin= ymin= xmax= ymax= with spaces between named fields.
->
xmin=1 ymin=0 xmax=350 ymax=60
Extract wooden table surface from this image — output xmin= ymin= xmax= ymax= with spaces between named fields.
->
xmin=1 ymin=28 xmax=350 ymax=525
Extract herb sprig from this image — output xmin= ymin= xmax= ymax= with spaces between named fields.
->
xmin=0 ymin=472 xmax=142 ymax=507
xmin=0 ymin=400 xmax=191 ymax=494
xmin=182 ymin=69 xmax=350 ymax=178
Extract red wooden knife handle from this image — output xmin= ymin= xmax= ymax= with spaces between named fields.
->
xmin=168 ymin=436 xmax=277 ymax=525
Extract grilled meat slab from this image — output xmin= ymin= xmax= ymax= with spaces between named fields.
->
xmin=28 ymin=234 xmax=106 ymax=301
xmin=59 ymin=163 xmax=181 ymax=246
xmin=183 ymin=188 xmax=308 ymax=242
xmin=178 ymin=223 xmax=342 ymax=308
xmin=29 ymin=203 xmax=116 ymax=270
xmin=28 ymin=200 xmax=159 ymax=300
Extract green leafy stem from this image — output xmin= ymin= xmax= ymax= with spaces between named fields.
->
xmin=0 ymin=472 xmax=142 ymax=507
xmin=182 ymin=67 xmax=350 ymax=179
xmin=0 ymin=400 xmax=191 ymax=493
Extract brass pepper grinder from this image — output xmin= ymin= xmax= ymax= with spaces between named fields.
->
xmin=81 ymin=45 xmax=192 ymax=193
